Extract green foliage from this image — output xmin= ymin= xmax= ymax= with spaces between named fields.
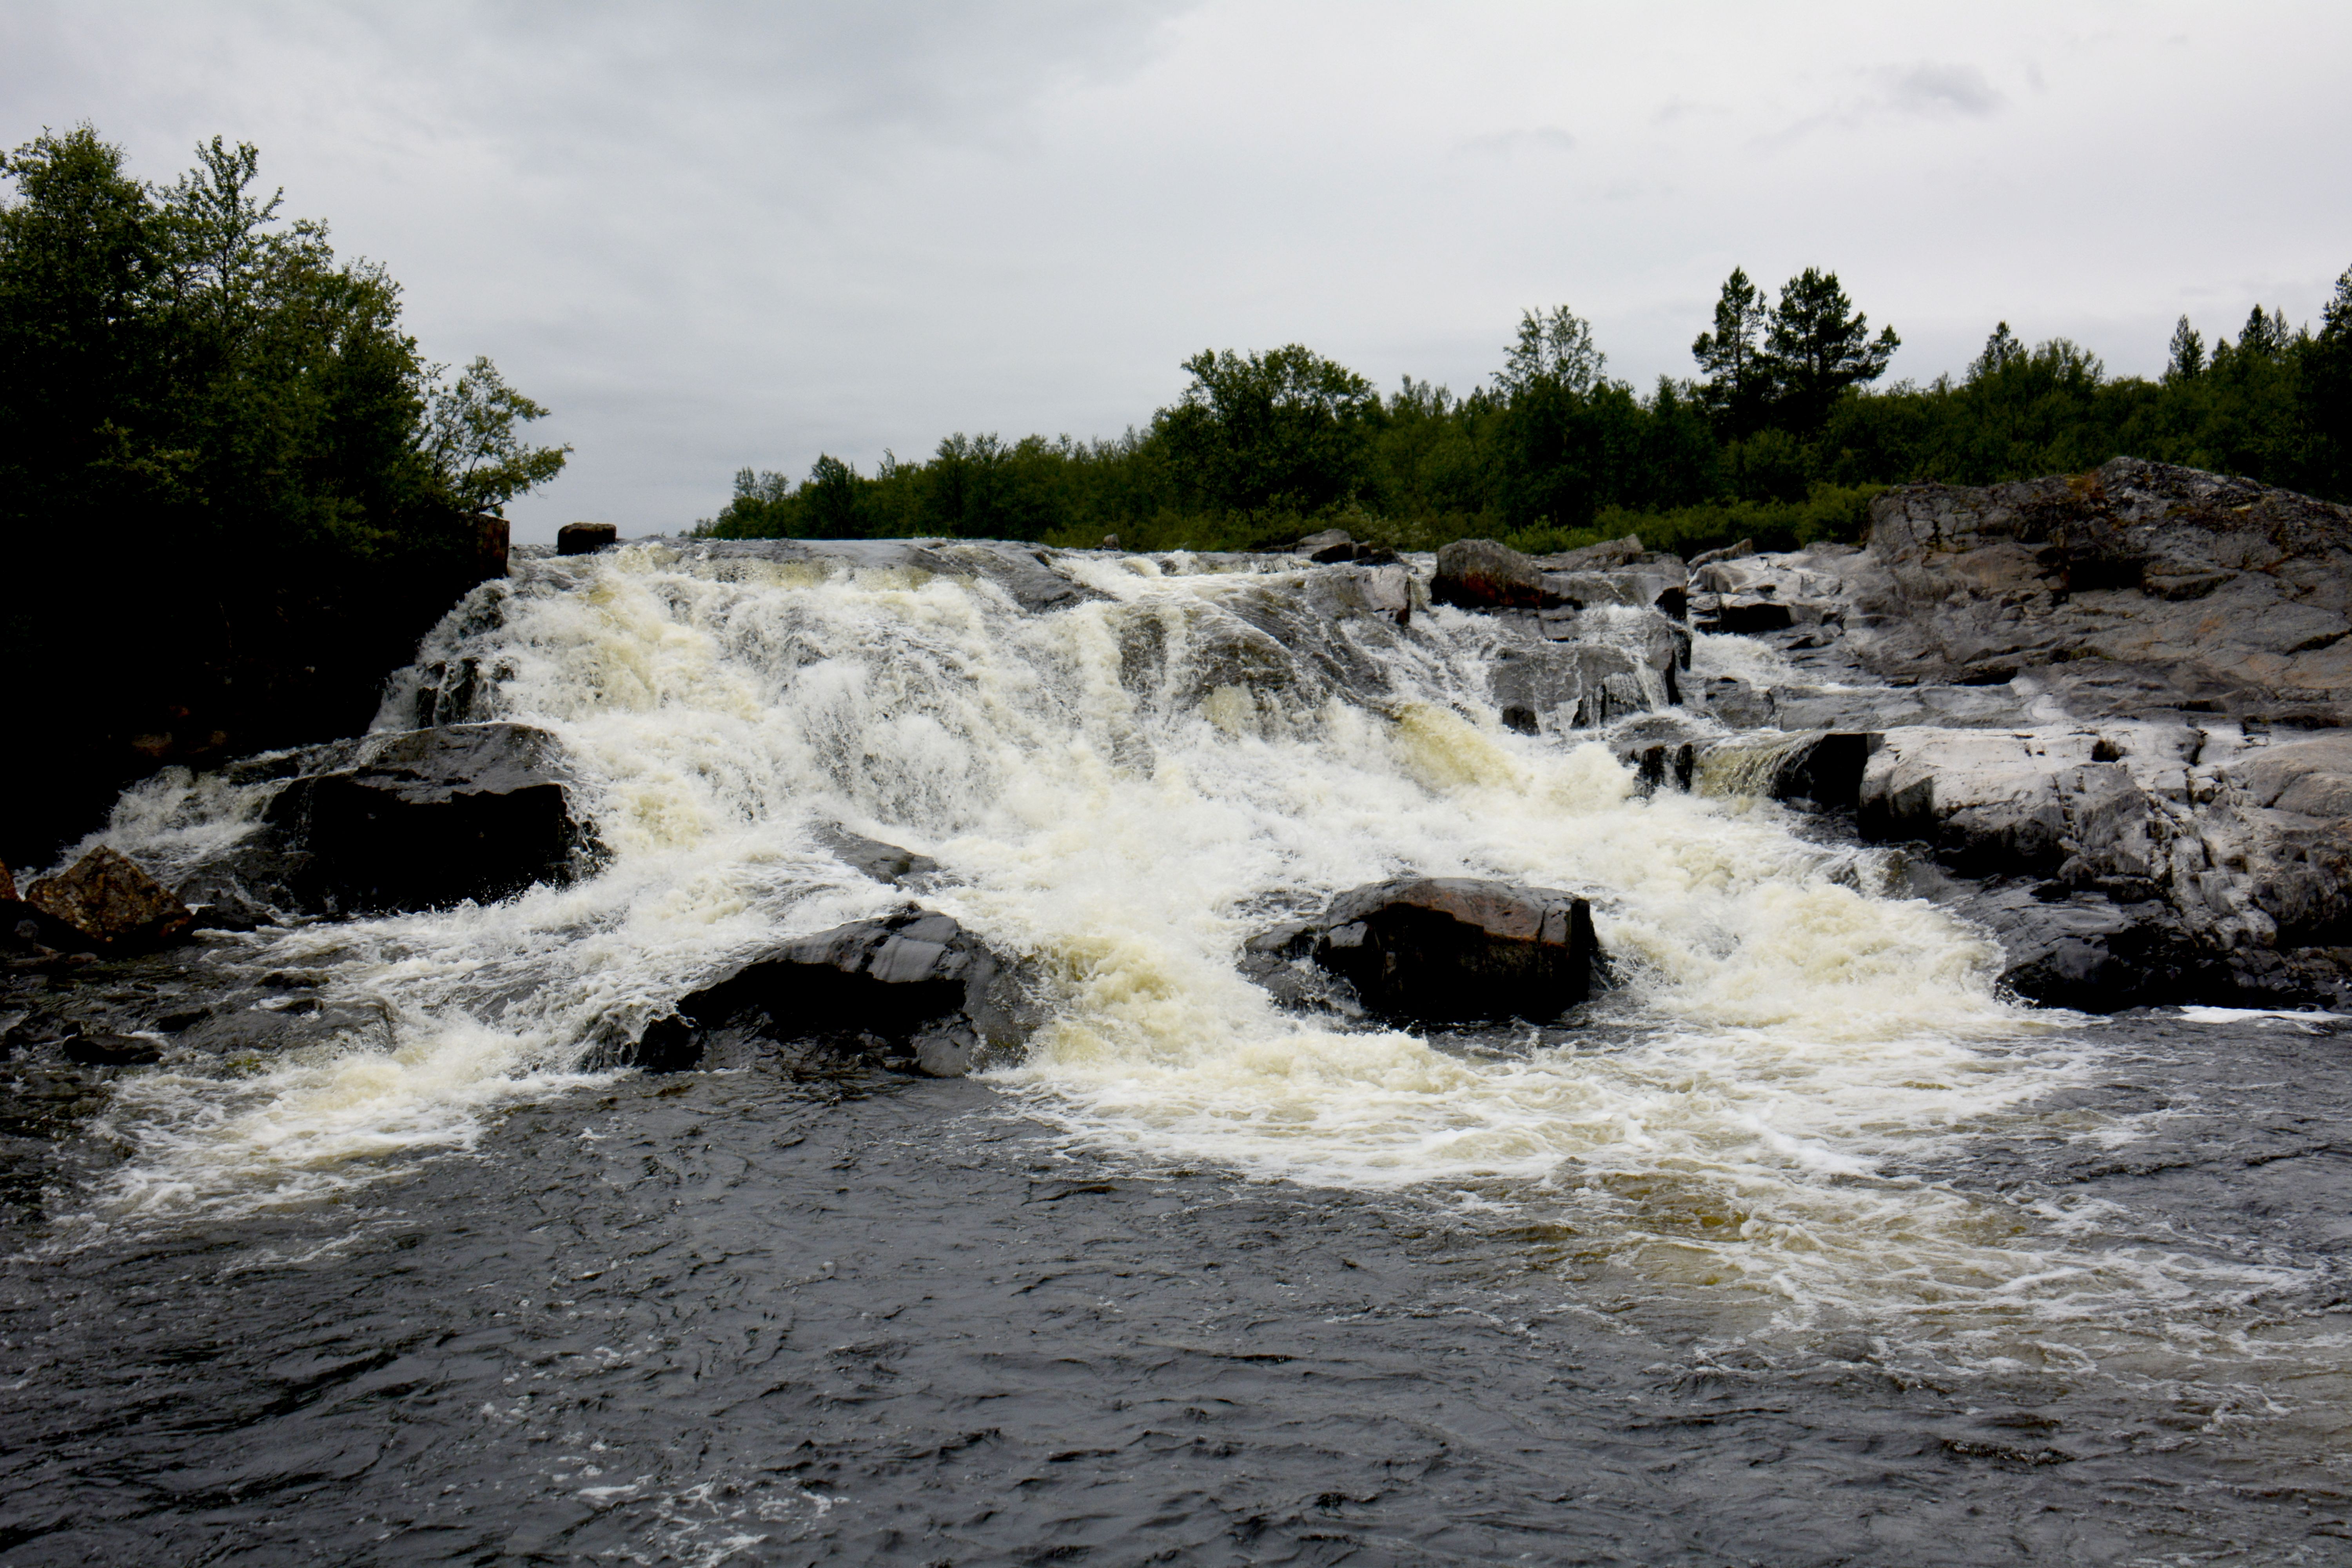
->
xmin=1156 ymin=344 xmax=1378 ymax=515
xmin=697 ymin=261 xmax=2352 ymax=560
xmin=0 ymin=123 xmax=571 ymax=856
xmin=424 ymin=356 xmax=571 ymax=515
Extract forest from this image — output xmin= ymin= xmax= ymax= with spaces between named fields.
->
xmin=698 ymin=264 xmax=2352 ymax=559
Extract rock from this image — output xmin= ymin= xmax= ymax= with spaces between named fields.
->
xmin=1688 ymin=538 xmax=1754 ymax=568
xmin=1852 ymin=458 xmax=2352 ymax=716
xmin=1537 ymin=535 xmax=1647 ymax=570
xmin=1690 ymin=556 xmax=1846 ymax=635
xmin=1699 ymin=731 xmax=1879 ymax=811
xmin=1541 ymin=561 xmax=1691 ymax=622
xmin=173 ymin=834 xmax=317 ymax=931
xmin=24 ymin=848 xmax=193 ymax=953
xmin=1433 ymin=539 xmax=1558 ymax=611
xmin=1101 ymin=534 xmax=1120 ymax=550
xmin=557 ymin=522 xmax=618 ymax=555
xmin=633 ymin=906 xmax=1032 ymax=1076
xmin=64 ymin=1031 xmax=163 ymax=1067
xmin=811 ymin=825 xmax=939 ymax=887
xmin=1490 ymin=642 xmax=1659 ymax=733
xmin=266 ymin=723 xmax=600 ymax=913
xmin=1243 ymin=877 xmax=1600 ymax=1025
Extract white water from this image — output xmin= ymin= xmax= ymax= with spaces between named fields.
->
xmin=56 ymin=544 xmax=2318 ymax=1369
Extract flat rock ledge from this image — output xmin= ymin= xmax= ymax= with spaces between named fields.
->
xmin=632 ymin=906 xmax=1035 ymax=1077
xmin=1243 ymin=877 xmax=1602 ymax=1025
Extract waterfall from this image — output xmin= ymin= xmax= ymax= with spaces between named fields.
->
xmin=60 ymin=539 xmax=2308 ymax=1367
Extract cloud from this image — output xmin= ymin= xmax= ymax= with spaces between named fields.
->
xmin=1455 ymin=125 xmax=1576 ymax=158
xmin=1882 ymin=62 xmax=2005 ymax=118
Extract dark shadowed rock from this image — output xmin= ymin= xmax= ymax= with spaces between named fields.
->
xmin=1243 ymin=877 xmax=1600 ymax=1025
xmin=1700 ymin=731 xmax=1880 ymax=811
xmin=633 ymin=906 xmax=1033 ymax=1077
xmin=557 ymin=522 xmax=619 ymax=555
xmin=1434 ymin=539 xmax=1557 ymax=611
xmin=64 ymin=1031 xmax=163 ymax=1067
xmin=25 ymin=848 xmax=193 ymax=953
xmin=266 ymin=723 xmax=600 ymax=913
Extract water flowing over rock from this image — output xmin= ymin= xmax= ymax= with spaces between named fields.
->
xmin=633 ymin=906 xmax=1033 ymax=1076
xmin=1243 ymin=877 xmax=1600 ymax=1025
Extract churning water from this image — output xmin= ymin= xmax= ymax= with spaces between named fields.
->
xmin=9 ymin=543 xmax=2352 ymax=1563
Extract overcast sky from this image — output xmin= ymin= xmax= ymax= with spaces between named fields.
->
xmin=8 ymin=2 xmax=2350 ymax=542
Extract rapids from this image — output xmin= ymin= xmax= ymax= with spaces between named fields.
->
xmin=7 ymin=541 xmax=2352 ymax=1562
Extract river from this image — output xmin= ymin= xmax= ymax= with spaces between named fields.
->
xmin=3 ymin=542 xmax=2349 ymax=1563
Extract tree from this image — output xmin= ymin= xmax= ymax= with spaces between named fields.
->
xmin=2303 ymin=267 xmax=2352 ymax=498
xmin=1690 ymin=267 xmax=1774 ymax=437
xmin=802 ymin=452 xmax=863 ymax=536
xmin=2166 ymin=315 xmax=2206 ymax=382
xmin=1500 ymin=305 xmax=1606 ymax=396
xmin=423 ymin=356 xmax=571 ymax=515
xmin=1156 ymin=344 xmax=1377 ymax=515
xmin=1764 ymin=267 xmax=1899 ymax=432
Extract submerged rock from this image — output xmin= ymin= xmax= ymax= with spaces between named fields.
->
xmin=265 ymin=722 xmax=600 ymax=913
xmin=634 ymin=906 xmax=1033 ymax=1077
xmin=1243 ymin=877 xmax=1601 ymax=1025
xmin=812 ymin=825 xmax=940 ymax=887
xmin=24 ymin=848 xmax=193 ymax=953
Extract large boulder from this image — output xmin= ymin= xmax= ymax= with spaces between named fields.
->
xmin=1243 ymin=877 xmax=1601 ymax=1025
xmin=633 ymin=906 xmax=1032 ymax=1077
xmin=1433 ymin=539 xmax=1558 ymax=611
xmin=265 ymin=722 xmax=600 ymax=913
xmin=23 ymin=847 xmax=193 ymax=953
xmin=556 ymin=521 xmax=618 ymax=555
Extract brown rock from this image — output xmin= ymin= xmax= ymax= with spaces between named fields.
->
xmin=558 ymin=521 xmax=619 ymax=555
xmin=25 ymin=847 xmax=193 ymax=952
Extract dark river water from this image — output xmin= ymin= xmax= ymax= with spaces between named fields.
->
xmin=5 ymin=1008 xmax=2351 ymax=1566
xmin=7 ymin=545 xmax=2352 ymax=1563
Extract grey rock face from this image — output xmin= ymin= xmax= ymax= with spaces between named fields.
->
xmin=811 ymin=825 xmax=940 ymax=887
xmin=1242 ymin=877 xmax=1601 ymax=1025
xmin=1433 ymin=539 xmax=1558 ymax=610
xmin=634 ymin=906 xmax=1034 ymax=1077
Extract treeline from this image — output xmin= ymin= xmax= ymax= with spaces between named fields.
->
xmin=699 ymin=264 xmax=2352 ymax=559
xmin=0 ymin=125 xmax=570 ymax=861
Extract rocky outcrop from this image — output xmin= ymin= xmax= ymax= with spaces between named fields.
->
xmin=262 ymin=723 xmax=601 ymax=914
xmin=1853 ymin=457 xmax=2352 ymax=713
xmin=24 ymin=848 xmax=193 ymax=954
xmin=633 ymin=906 xmax=1033 ymax=1077
xmin=1242 ymin=878 xmax=1601 ymax=1025
xmin=1294 ymin=528 xmax=1399 ymax=566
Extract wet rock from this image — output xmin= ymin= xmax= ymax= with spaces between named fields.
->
xmin=1490 ymin=643 xmax=1655 ymax=733
xmin=173 ymin=833 xmax=316 ymax=931
xmin=557 ymin=522 xmax=618 ymax=555
xmin=1700 ymin=731 xmax=1880 ymax=811
xmin=685 ymin=537 xmax=1109 ymax=615
xmin=812 ymin=825 xmax=939 ymax=887
xmin=1690 ymin=556 xmax=1846 ymax=636
xmin=1244 ymin=877 xmax=1600 ymax=1025
xmin=634 ymin=906 xmax=1034 ymax=1077
xmin=24 ymin=848 xmax=193 ymax=953
xmin=266 ymin=723 xmax=600 ymax=913
xmin=1433 ymin=539 xmax=1557 ymax=611
xmin=64 ymin=1031 xmax=163 ymax=1067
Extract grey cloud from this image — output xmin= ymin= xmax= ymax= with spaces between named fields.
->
xmin=1883 ymin=62 xmax=2005 ymax=118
